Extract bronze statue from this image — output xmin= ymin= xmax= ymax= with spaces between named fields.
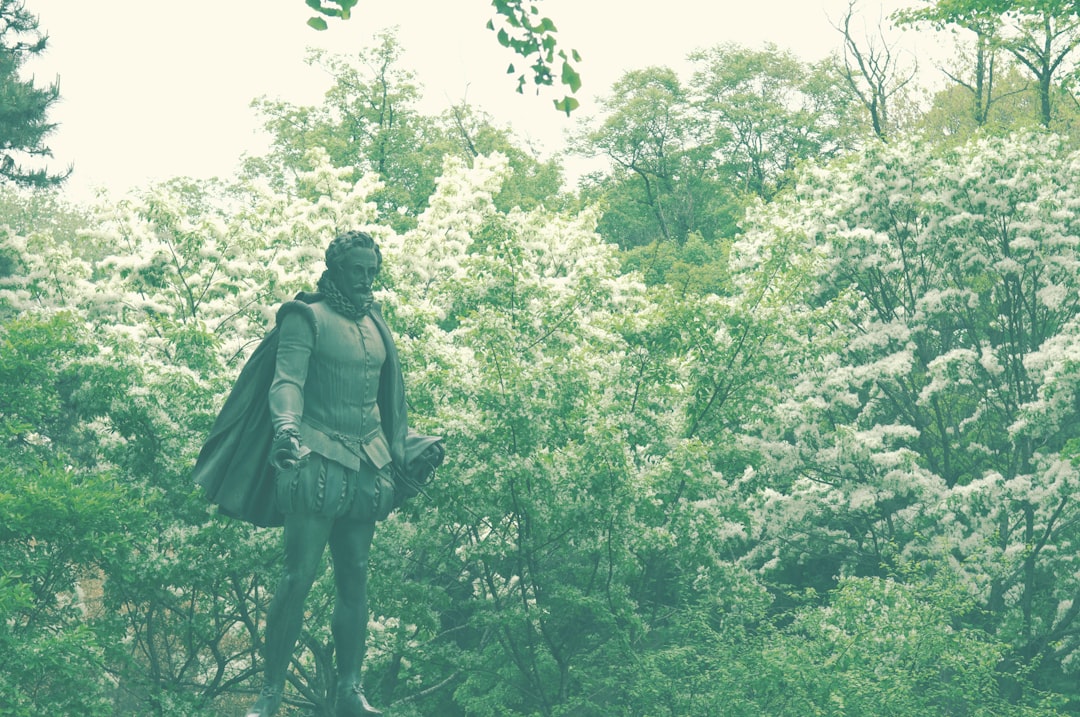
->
xmin=194 ymin=230 xmax=444 ymax=717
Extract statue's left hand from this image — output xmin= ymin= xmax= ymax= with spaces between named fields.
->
xmin=419 ymin=442 xmax=445 ymax=469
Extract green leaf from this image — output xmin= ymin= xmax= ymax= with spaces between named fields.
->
xmin=561 ymin=61 xmax=582 ymax=93
xmin=507 ymin=63 xmax=516 ymax=74
xmin=554 ymin=96 xmax=580 ymax=115
xmin=497 ymin=28 xmax=511 ymax=47
xmin=307 ymin=16 xmax=328 ymax=30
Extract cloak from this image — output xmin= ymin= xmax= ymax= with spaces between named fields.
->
xmin=192 ymin=293 xmax=424 ymax=527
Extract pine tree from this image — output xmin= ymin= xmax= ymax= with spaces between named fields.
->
xmin=0 ymin=0 xmax=67 ymax=187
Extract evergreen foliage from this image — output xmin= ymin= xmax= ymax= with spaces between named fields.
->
xmin=0 ymin=0 xmax=67 ymax=187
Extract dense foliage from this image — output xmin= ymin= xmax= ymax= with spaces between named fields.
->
xmin=4 ymin=5 xmax=1080 ymax=716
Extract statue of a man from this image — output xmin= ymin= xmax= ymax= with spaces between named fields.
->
xmin=194 ymin=230 xmax=443 ymax=717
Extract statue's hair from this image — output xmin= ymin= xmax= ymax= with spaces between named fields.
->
xmin=325 ymin=230 xmax=382 ymax=271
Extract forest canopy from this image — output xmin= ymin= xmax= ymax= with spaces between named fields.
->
xmin=3 ymin=2 xmax=1080 ymax=715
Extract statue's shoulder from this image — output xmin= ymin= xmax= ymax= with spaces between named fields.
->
xmin=275 ymin=293 xmax=324 ymax=337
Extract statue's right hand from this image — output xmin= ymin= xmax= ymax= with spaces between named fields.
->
xmin=270 ymin=426 xmax=305 ymax=471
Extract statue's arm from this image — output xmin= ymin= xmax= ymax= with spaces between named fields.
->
xmin=268 ymin=310 xmax=314 ymax=468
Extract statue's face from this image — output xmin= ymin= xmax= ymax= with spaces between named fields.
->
xmin=332 ymin=246 xmax=380 ymax=307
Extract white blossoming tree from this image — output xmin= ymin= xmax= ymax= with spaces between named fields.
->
xmin=359 ymin=152 xmax=765 ymax=715
xmin=0 ymin=151 xmax=391 ymax=714
xmin=737 ymin=132 xmax=1080 ymax=707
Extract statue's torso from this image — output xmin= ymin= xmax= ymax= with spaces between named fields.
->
xmin=297 ymin=301 xmax=392 ymax=471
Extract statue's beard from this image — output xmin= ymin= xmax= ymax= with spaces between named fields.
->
xmin=341 ymin=284 xmax=373 ymax=314
xmin=345 ymin=285 xmax=372 ymax=306
xmin=318 ymin=272 xmax=373 ymax=319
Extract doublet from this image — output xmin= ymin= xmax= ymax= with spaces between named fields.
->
xmin=269 ymin=299 xmax=398 ymax=520
xmin=271 ymin=300 xmax=393 ymax=470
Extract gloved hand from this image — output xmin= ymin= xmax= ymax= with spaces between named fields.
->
xmin=417 ymin=441 xmax=445 ymax=473
xmin=405 ymin=441 xmax=445 ymax=490
xmin=270 ymin=426 xmax=306 ymax=471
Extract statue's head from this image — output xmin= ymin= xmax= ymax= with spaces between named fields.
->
xmin=323 ymin=230 xmax=382 ymax=309
xmin=325 ymin=230 xmax=382 ymax=273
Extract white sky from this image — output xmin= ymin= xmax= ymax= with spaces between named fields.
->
xmin=27 ymin=0 xmax=935 ymax=202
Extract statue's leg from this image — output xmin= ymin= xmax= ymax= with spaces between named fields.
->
xmin=250 ymin=511 xmax=334 ymax=716
xmin=328 ymin=517 xmax=380 ymax=716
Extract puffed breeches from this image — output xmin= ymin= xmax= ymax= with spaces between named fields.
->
xmin=275 ymin=452 xmax=394 ymax=523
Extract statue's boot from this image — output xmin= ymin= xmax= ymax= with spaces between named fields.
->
xmin=245 ymin=685 xmax=283 ymax=717
xmin=335 ymin=682 xmax=382 ymax=717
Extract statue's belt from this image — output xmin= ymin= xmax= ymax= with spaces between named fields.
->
xmin=298 ymin=416 xmax=393 ymax=472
